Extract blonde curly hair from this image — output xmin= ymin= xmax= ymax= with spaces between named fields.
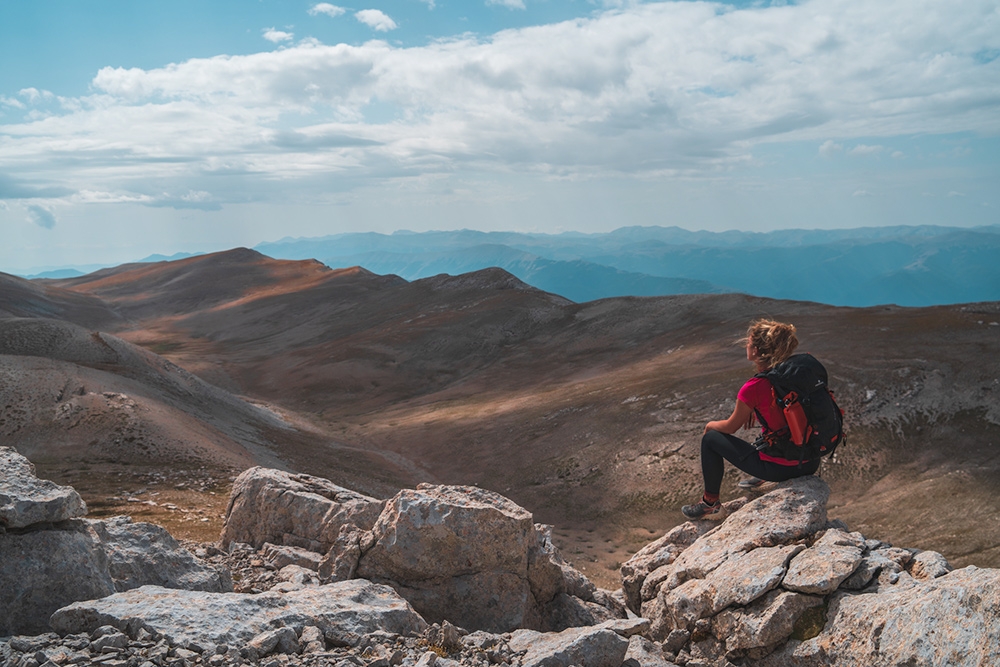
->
xmin=742 ymin=319 xmax=798 ymax=370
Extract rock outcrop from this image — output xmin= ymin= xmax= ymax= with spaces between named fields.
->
xmin=0 ymin=520 xmax=116 ymax=636
xmin=0 ymin=447 xmax=230 ymax=636
xmin=623 ymin=475 xmax=999 ymax=666
xmin=90 ymin=515 xmax=233 ymax=593
xmin=4 ymin=455 xmax=998 ymax=667
xmin=49 ymin=580 xmax=428 ymax=648
xmin=0 ymin=445 xmax=87 ymax=528
xmin=225 ymin=469 xmax=625 ymax=633
xmin=220 ymin=467 xmax=385 ymax=553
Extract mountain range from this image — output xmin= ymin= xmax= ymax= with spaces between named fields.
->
xmin=255 ymin=224 xmax=1000 ymax=307
xmin=3 ymin=248 xmax=999 ymax=587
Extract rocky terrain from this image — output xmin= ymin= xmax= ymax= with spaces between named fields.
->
xmin=2 ymin=249 xmax=1000 ymax=583
xmin=3 ymin=448 xmax=998 ymax=667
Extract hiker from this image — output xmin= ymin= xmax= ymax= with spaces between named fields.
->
xmin=681 ymin=319 xmax=821 ymax=520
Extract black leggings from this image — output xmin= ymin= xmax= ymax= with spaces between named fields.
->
xmin=701 ymin=430 xmax=819 ymax=495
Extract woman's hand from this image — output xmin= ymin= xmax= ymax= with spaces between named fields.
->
xmin=704 ymin=400 xmax=755 ymax=435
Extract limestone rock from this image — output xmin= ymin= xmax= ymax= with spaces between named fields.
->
xmin=706 ymin=544 xmax=804 ymax=610
xmin=909 ymin=550 xmax=951 ymax=580
xmin=780 ymin=567 xmax=1000 ymax=667
xmin=263 ymin=542 xmax=323 ymax=572
xmin=508 ymin=622 xmax=630 ymax=667
xmin=89 ymin=515 xmax=232 ymax=592
xmin=0 ymin=521 xmax=115 ymax=635
xmin=839 ymin=550 xmax=900 ymax=591
xmin=641 ymin=545 xmax=800 ymax=637
xmin=318 ymin=524 xmax=364 ymax=582
xmin=624 ymin=635 xmax=680 ymax=667
xmin=541 ymin=593 xmax=624 ymax=632
xmin=277 ymin=564 xmax=321 ymax=586
xmin=653 ymin=476 xmax=829 ymax=593
xmin=711 ymin=589 xmax=824 ymax=654
xmin=356 ymin=484 xmax=619 ymax=633
xmin=620 ymin=522 xmax=706 ymax=613
xmin=249 ymin=627 xmax=299 ymax=656
xmin=220 ymin=467 xmax=385 ymax=552
xmin=0 ymin=446 xmax=87 ymax=529
xmin=526 ymin=523 xmax=572 ymax=605
xmin=783 ymin=531 xmax=863 ymax=595
xmin=50 ymin=580 xmax=428 ymax=648
xmin=359 ymin=485 xmax=534 ymax=583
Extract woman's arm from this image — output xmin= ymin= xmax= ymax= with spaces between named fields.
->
xmin=704 ymin=399 xmax=755 ymax=435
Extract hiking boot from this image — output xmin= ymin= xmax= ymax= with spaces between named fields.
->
xmin=681 ymin=499 xmax=726 ymax=520
xmin=738 ymin=476 xmax=766 ymax=489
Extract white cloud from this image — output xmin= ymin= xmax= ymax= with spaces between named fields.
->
xmin=819 ymin=140 xmax=843 ymax=157
xmin=1 ymin=95 xmax=26 ymax=109
xmin=18 ymin=88 xmax=55 ymax=104
xmin=948 ymin=191 xmax=966 ymax=197
xmin=1 ymin=0 xmax=998 ymax=214
xmin=309 ymin=3 xmax=346 ymax=18
xmin=263 ymin=28 xmax=294 ymax=43
xmin=486 ymin=0 xmax=527 ymax=9
xmin=891 ymin=151 xmax=904 ymax=158
xmin=852 ymin=189 xmax=872 ymax=197
xmin=355 ymin=9 xmax=397 ymax=31
xmin=26 ymin=205 xmax=57 ymax=229
xmin=849 ymin=143 xmax=884 ymax=156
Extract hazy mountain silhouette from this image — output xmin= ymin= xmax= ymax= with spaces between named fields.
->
xmin=257 ymin=225 xmax=1000 ymax=307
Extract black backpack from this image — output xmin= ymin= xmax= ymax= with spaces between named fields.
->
xmin=752 ymin=353 xmax=845 ymax=463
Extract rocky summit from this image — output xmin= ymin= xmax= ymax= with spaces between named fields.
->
xmin=2 ymin=451 xmax=999 ymax=667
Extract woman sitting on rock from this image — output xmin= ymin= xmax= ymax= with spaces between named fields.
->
xmin=682 ymin=319 xmax=820 ymax=520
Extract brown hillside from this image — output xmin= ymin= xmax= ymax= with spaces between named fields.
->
xmin=11 ymin=250 xmax=1000 ymax=586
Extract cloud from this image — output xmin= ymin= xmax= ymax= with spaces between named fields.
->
xmin=849 ymin=143 xmax=884 ymax=156
xmin=2 ymin=0 xmax=999 ymax=210
xmin=819 ymin=140 xmax=843 ymax=157
xmin=144 ymin=191 xmax=222 ymax=211
xmin=309 ymin=3 xmax=346 ymax=18
xmin=263 ymin=28 xmax=294 ymax=43
xmin=947 ymin=191 xmax=966 ymax=197
xmin=486 ymin=0 xmax=527 ymax=8
xmin=1 ymin=95 xmax=26 ymax=109
xmin=19 ymin=88 xmax=55 ymax=103
xmin=0 ymin=174 xmax=73 ymax=199
xmin=852 ymin=189 xmax=872 ymax=197
xmin=355 ymin=9 xmax=397 ymax=31
xmin=26 ymin=205 xmax=57 ymax=229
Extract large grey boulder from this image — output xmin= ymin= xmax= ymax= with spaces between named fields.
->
xmin=760 ymin=567 xmax=1000 ymax=667
xmin=0 ymin=446 xmax=86 ymax=528
xmin=355 ymin=484 xmax=540 ymax=632
xmin=89 ymin=515 xmax=232 ymax=592
xmin=507 ymin=620 xmax=638 ymax=667
xmin=354 ymin=484 xmax=623 ymax=633
xmin=0 ymin=521 xmax=116 ymax=635
xmin=220 ymin=467 xmax=385 ymax=553
xmin=50 ymin=580 xmax=428 ymax=648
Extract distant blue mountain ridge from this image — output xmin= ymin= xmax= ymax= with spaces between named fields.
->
xmin=256 ymin=225 xmax=1000 ymax=307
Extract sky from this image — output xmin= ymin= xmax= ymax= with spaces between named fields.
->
xmin=1 ymin=0 xmax=998 ymax=272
